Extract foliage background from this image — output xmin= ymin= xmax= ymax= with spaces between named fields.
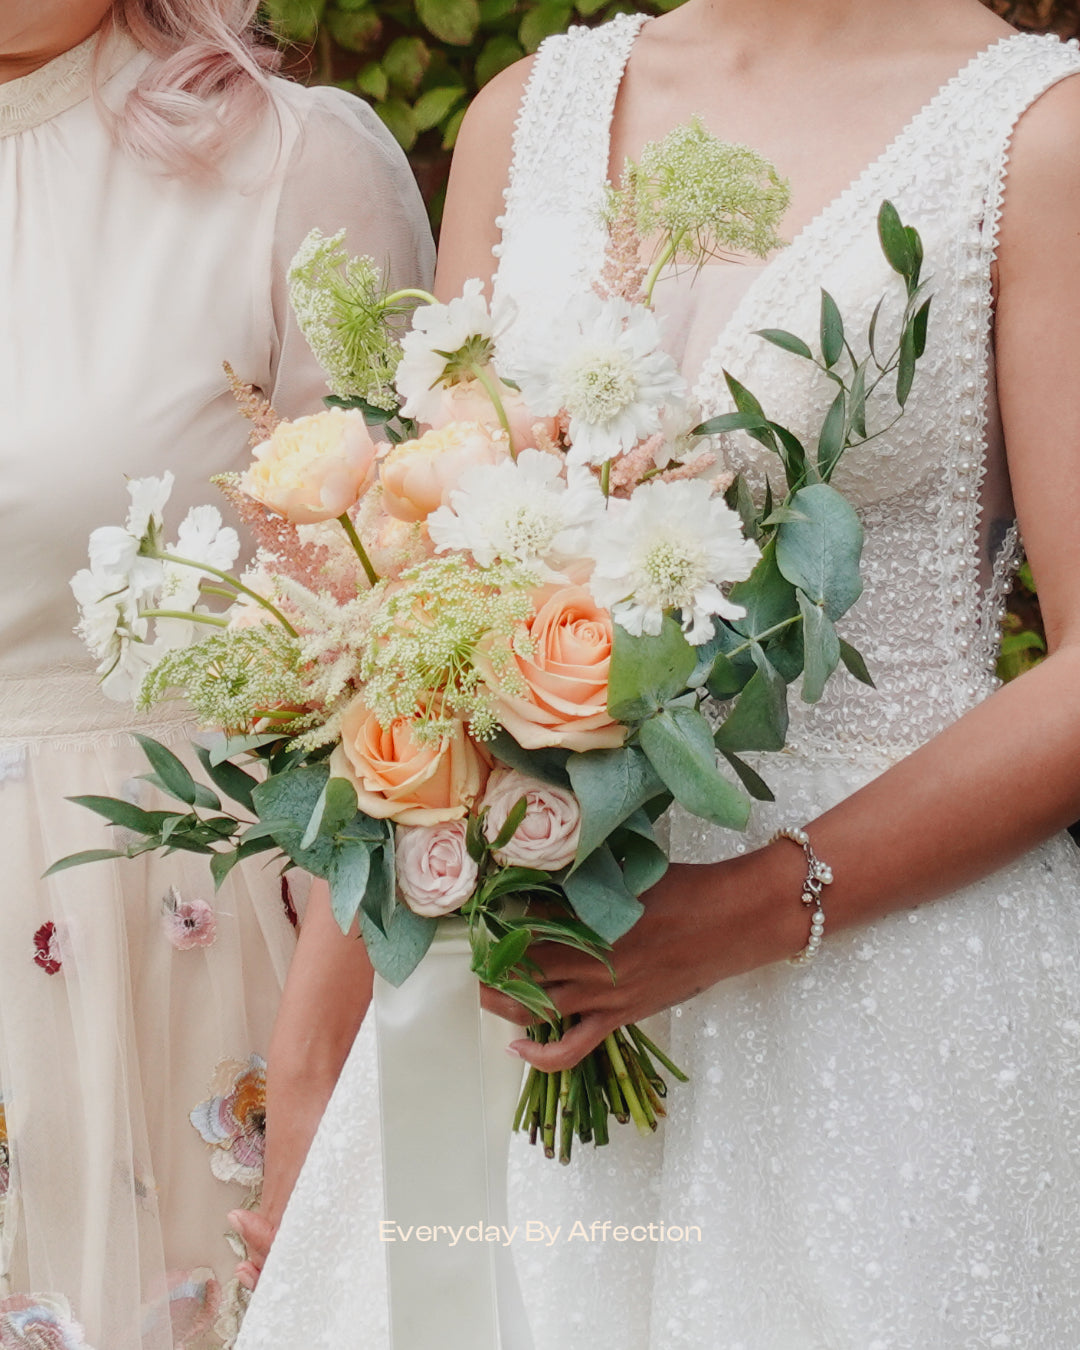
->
xmin=260 ymin=0 xmax=1074 ymax=674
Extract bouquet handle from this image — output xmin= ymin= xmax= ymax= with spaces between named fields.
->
xmin=374 ymin=920 xmax=534 ymax=1350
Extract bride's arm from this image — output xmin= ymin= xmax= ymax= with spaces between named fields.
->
xmin=470 ymin=77 xmax=1080 ymax=1067
xmin=231 ymin=881 xmax=373 ymax=1287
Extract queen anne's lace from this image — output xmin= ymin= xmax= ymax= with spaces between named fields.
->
xmin=233 ymin=22 xmax=1080 ymax=1350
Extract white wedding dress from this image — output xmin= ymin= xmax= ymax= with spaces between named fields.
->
xmin=0 ymin=31 xmax=431 ymax=1350
xmin=236 ymin=16 xmax=1080 ymax=1349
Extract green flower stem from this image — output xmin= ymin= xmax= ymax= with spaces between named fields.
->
xmin=628 ymin=1023 xmax=690 ymax=1084
xmin=336 ymin=512 xmax=379 ymax=588
xmin=642 ymin=233 xmax=683 ymax=308
xmin=145 ymin=549 xmax=298 ymax=638
xmin=469 ymin=362 xmax=517 ymax=459
xmin=724 ymin=613 xmax=802 ymax=661
xmin=513 ymin=1067 xmax=540 ymax=1133
xmin=200 ymin=584 xmax=241 ymax=602
xmin=383 ymin=287 xmax=437 ymax=308
xmin=139 ymin=609 xmax=230 ymax=628
xmin=542 ymin=1065 xmax=559 ymax=1158
xmin=600 ymin=459 xmax=612 ymax=498
xmin=604 ymin=1032 xmax=653 ymax=1138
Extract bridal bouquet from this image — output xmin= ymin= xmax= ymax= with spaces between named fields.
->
xmin=53 ymin=122 xmax=931 ymax=1163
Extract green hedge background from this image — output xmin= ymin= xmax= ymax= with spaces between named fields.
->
xmin=260 ymin=0 xmax=1073 ymax=675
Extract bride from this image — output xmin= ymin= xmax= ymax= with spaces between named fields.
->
xmin=235 ymin=0 xmax=1080 ymax=1344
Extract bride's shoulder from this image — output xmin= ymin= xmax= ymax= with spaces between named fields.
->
xmin=1001 ymin=59 xmax=1080 ymax=231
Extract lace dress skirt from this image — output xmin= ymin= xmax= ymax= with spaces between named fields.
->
xmin=0 ymin=670 xmax=297 ymax=1350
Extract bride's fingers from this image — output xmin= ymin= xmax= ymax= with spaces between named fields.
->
xmin=479 ymin=983 xmax=541 ymax=1024
xmin=229 ymin=1208 xmax=276 ymax=1267
xmin=510 ymin=1011 xmax=614 ymax=1070
xmin=236 ymin=1260 xmax=261 ymax=1292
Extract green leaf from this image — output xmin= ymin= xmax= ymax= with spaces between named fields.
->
xmin=639 ymin=706 xmax=750 ymax=829
xmin=356 ymin=62 xmax=389 ymax=101
xmin=475 ymin=34 xmax=524 ymax=86
xmin=775 ymin=483 xmax=864 ymax=621
xmin=798 ymin=591 xmax=841 ymax=704
xmin=139 ymin=771 xmax=221 ymax=812
xmin=567 ymin=744 xmax=665 ymax=864
xmin=878 ymin=200 xmax=914 ymax=279
xmin=376 ymin=97 xmax=419 ymax=151
xmin=839 ymin=639 xmax=876 ymax=687
xmin=66 ymin=795 xmax=175 ymax=836
xmin=301 ymin=775 xmax=359 ymax=851
xmin=490 ymin=795 xmax=529 ymax=852
xmin=609 ymin=813 xmax=668 ymax=895
xmin=417 ymin=0 xmax=480 ymax=44
xmin=817 ymin=389 xmax=847 ymax=480
xmin=382 ymin=35 xmax=430 ymax=92
xmin=912 ymin=296 xmax=932 ymax=360
xmin=897 ymin=319 xmax=917 ymax=408
xmin=693 ymin=411 xmax=773 ymax=439
xmin=413 ymin=83 xmax=466 ymax=132
xmin=209 ymin=733 xmax=280 ymax=766
xmin=867 ymin=296 xmax=886 ymax=362
xmin=770 ymin=422 xmax=810 ymax=489
xmin=362 ymin=841 xmax=397 ymax=935
xmin=208 ymin=836 xmax=280 ymax=890
xmin=848 ymin=358 xmax=869 ymax=441
xmin=607 ymin=614 xmax=696 ymax=723
xmin=360 ymin=906 xmax=437 ymax=987
xmin=718 ymin=750 xmax=775 ymax=802
xmin=820 ymin=290 xmax=845 ymax=369
xmin=325 ymin=7 xmax=381 ymax=52
xmin=484 ymin=928 xmax=533 ymax=982
xmin=252 ymin=764 xmax=334 ymax=878
xmin=263 ymin=0 xmax=327 ymax=43
xmin=713 ymin=649 xmax=790 ymax=753
xmin=754 ymin=328 xmax=814 ymax=361
xmin=43 ymin=848 xmax=127 ymax=877
xmin=561 ymin=845 xmax=644 ymax=943
xmin=441 ymin=106 xmax=467 ymax=150
xmin=133 ymin=735 xmax=217 ymax=809
xmin=479 ymin=866 xmax=555 ymax=904
xmin=727 ymin=544 xmax=800 ymax=644
xmin=723 ymin=472 xmax=759 ymax=541
xmin=486 ymin=731 xmax=571 ymax=786
xmin=705 ymin=649 xmax=752 ymax=699
xmin=519 ymin=1 xmax=573 ymax=53
xmin=724 ymin=371 xmax=766 ymax=420
xmin=328 ymin=840 xmax=373 ymax=934
xmin=193 ymin=745 xmax=258 ymax=813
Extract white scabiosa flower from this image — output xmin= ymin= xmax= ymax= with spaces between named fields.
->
xmin=156 ymin=505 xmax=241 ymax=649
xmin=587 ymin=479 xmax=760 ymax=645
xmin=125 ymin=471 xmax=175 ymax=544
xmin=512 ymin=295 xmax=687 ymax=467
xmin=395 ymin=279 xmax=507 ymax=424
xmin=70 ymin=566 xmax=160 ymax=702
xmin=427 ymin=448 xmax=603 ymax=577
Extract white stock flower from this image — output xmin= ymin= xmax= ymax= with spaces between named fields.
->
xmin=587 ymin=479 xmax=760 ymax=645
xmin=427 ymin=448 xmax=603 ymax=577
xmin=511 ymin=295 xmax=687 ymax=466
xmin=395 ymin=279 xmax=508 ymax=424
xmin=70 ymin=567 xmax=160 ymax=703
xmin=162 ymin=506 xmax=240 ymax=611
xmin=125 ymin=471 xmax=175 ymax=541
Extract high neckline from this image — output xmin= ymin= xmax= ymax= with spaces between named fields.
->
xmin=0 ymin=29 xmax=140 ymax=138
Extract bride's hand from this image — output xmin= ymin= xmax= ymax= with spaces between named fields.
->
xmin=479 ymin=847 xmax=807 ymax=1071
xmin=229 ymin=1208 xmax=279 ymax=1291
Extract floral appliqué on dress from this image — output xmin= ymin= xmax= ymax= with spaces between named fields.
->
xmin=0 ymin=1294 xmax=94 ymax=1350
xmin=161 ymin=886 xmax=217 ymax=950
xmin=0 ymin=1095 xmax=9 ymax=1204
xmin=141 ymin=1269 xmax=223 ymax=1350
xmin=31 ymin=922 xmax=62 ymax=975
xmin=189 ymin=1056 xmax=266 ymax=1194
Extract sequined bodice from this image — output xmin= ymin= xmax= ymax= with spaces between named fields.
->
xmin=494 ymin=16 xmax=1080 ymax=763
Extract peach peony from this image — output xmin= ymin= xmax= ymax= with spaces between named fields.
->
xmin=241 ymin=409 xmax=378 ymax=525
xmin=477 ymin=584 xmax=626 ymax=752
xmin=329 ymin=696 xmax=488 ymax=826
xmin=379 ymin=422 xmax=508 ymax=523
xmin=427 ymin=378 xmax=559 ymax=453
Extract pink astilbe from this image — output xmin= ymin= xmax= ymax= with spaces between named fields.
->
xmin=104 ymin=0 xmax=280 ymax=181
xmin=608 ymin=434 xmax=667 ymax=496
xmin=658 ymin=451 xmax=719 ymax=484
xmin=213 ymin=474 xmax=337 ymax=597
xmin=223 ymin=362 xmax=280 ymax=446
xmin=596 ymin=178 xmax=648 ymax=305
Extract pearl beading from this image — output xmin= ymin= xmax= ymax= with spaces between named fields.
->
xmin=772 ymin=826 xmax=834 ymax=964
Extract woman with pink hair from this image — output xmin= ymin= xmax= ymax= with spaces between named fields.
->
xmin=0 ymin=2 xmax=432 ymax=1346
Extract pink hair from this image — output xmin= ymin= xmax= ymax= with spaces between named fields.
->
xmin=105 ymin=0 xmax=282 ymax=178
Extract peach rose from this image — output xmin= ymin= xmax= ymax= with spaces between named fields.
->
xmin=481 ymin=767 xmax=581 ymax=872
xmin=379 ymin=422 xmax=508 ymax=523
xmin=477 ymin=584 xmax=626 ymax=752
xmin=428 ymin=378 xmax=559 ymax=452
xmin=329 ymin=696 xmax=488 ymax=826
xmin=241 ymin=409 xmax=378 ymax=524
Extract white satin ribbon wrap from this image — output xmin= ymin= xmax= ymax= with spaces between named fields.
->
xmin=374 ymin=919 xmax=535 ymax=1350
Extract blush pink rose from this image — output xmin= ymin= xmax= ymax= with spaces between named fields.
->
xmin=477 ymin=584 xmax=626 ymax=752
xmin=241 ymin=409 xmax=378 ymax=524
xmin=427 ymin=378 xmax=559 ymax=453
xmin=329 ymin=697 xmax=488 ymax=826
xmin=395 ymin=820 xmax=479 ymax=917
xmin=482 ymin=766 xmax=581 ymax=872
xmin=379 ymin=422 xmax=508 ymax=523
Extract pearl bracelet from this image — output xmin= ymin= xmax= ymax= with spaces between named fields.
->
xmin=771 ymin=826 xmax=833 ymax=965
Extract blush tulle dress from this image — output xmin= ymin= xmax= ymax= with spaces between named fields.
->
xmin=0 ymin=30 xmax=432 ymax=1350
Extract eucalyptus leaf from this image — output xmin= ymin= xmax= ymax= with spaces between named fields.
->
xmin=839 ymin=639 xmax=876 ymax=688
xmin=301 ymin=775 xmax=359 ymax=851
xmin=728 ymin=544 xmax=800 ymax=644
xmin=486 ymin=730 xmax=570 ymax=786
xmin=775 ymin=483 xmax=864 ymax=621
xmin=328 ymin=839 xmax=373 ymax=934
xmin=561 ymin=845 xmax=644 ymax=943
xmin=607 ymin=614 xmax=696 ymax=723
xmin=609 ymin=820 xmax=669 ymax=896
xmin=209 ymin=732 xmax=280 ymax=767
xmin=567 ymin=744 xmax=665 ymax=865
xmin=713 ymin=649 xmax=790 ymax=754
xmin=798 ymin=591 xmax=841 ymax=704
xmin=252 ymin=764 xmax=333 ymax=878
xmin=718 ymin=750 xmax=776 ymax=802
xmin=360 ymin=906 xmax=437 ymax=987
xmin=639 ymin=706 xmax=750 ymax=829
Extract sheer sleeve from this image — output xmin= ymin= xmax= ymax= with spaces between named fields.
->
xmin=266 ymin=84 xmax=435 ymax=419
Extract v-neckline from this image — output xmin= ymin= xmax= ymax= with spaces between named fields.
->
xmin=599 ymin=18 xmax=1030 ymax=406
